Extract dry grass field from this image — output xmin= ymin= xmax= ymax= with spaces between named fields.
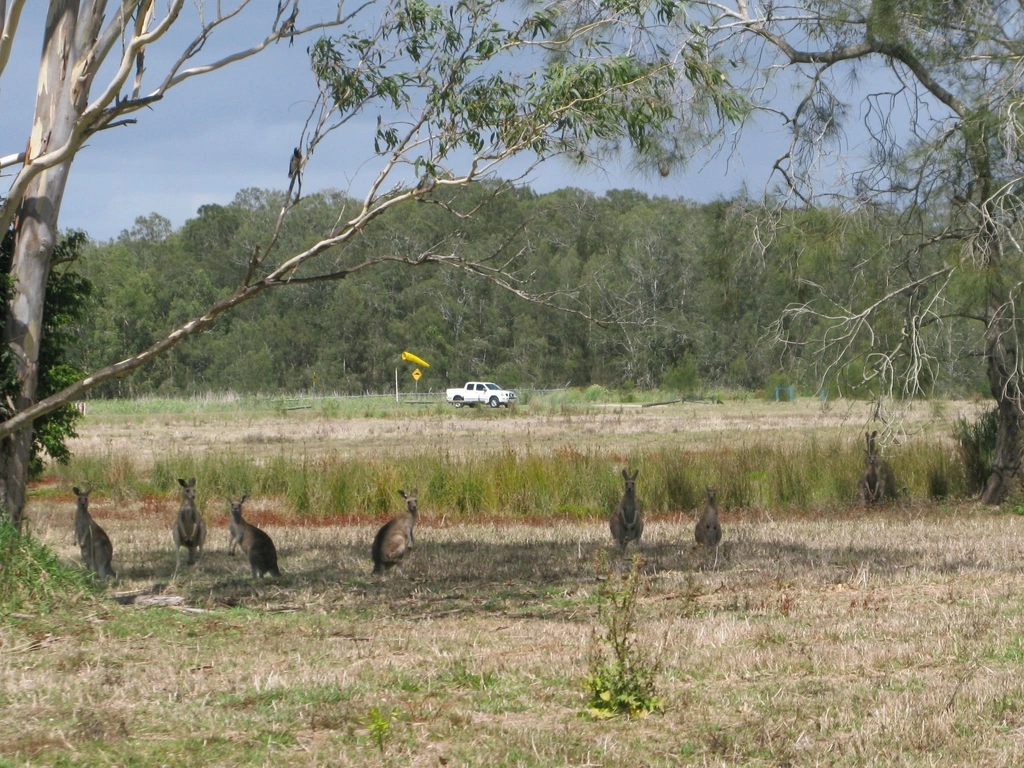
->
xmin=3 ymin=397 xmax=1023 ymax=766
xmin=64 ymin=394 xmax=980 ymax=460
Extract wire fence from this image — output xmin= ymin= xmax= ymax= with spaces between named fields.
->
xmin=283 ymin=387 xmax=568 ymax=405
xmin=75 ymin=388 xmax=571 ymax=415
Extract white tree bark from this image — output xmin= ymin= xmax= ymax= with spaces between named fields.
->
xmin=3 ymin=2 xmax=91 ymax=523
xmin=0 ymin=0 xmax=349 ymax=524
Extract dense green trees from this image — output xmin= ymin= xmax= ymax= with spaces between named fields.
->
xmin=70 ymin=183 xmax=984 ymax=398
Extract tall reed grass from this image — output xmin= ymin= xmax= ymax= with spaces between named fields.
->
xmin=50 ymin=434 xmax=974 ymax=520
xmin=953 ymin=406 xmax=998 ymax=494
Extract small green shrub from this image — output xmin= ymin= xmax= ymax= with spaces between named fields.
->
xmin=365 ymin=706 xmax=397 ymax=754
xmin=583 ymin=555 xmax=661 ymax=719
xmin=319 ymin=398 xmax=342 ymax=418
xmin=663 ymin=353 xmax=700 ymax=395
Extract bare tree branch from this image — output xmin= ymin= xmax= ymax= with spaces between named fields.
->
xmin=0 ymin=0 xmax=26 ymax=77
xmin=0 ymin=2 xmax=361 ymax=239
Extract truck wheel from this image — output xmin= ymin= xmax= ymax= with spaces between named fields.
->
xmin=453 ymin=397 xmax=464 ymax=408
xmin=489 ymin=396 xmax=500 ymax=408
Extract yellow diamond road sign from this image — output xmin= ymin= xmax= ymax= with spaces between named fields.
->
xmin=412 ymin=368 xmax=422 ymax=381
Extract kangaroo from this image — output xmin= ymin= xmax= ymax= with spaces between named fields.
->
xmin=172 ymin=477 xmax=207 ymax=570
xmin=372 ymin=489 xmax=418 ymax=575
xmin=609 ymin=469 xmax=643 ymax=550
xmin=695 ymin=487 xmax=722 ymax=549
xmin=858 ymin=431 xmax=885 ymax=505
xmin=228 ymin=494 xmax=244 ymax=556
xmin=72 ymin=487 xmax=116 ymax=580
xmin=228 ymin=495 xmax=280 ymax=578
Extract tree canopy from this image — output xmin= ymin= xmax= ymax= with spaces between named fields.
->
xmin=68 ymin=182 xmax=985 ymax=400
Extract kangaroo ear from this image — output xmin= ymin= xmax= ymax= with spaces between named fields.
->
xmin=188 ymin=477 xmax=197 ymax=487
xmin=622 ymin=469 xmax=629 ymax=481
xmin=178 ymin=478 xmax=187 ymax=488
xmin=240 ymin=493 xmax=248 ymax=504
xmin=73 ymin=486 xmax=81 ymax=496
xmin=410 ymin=488 xmax=418 ymax=497
xmin=398 ymin=490 xmax=407 ymax=499
xmin=631 ymin=470 xmax=639 ymax=480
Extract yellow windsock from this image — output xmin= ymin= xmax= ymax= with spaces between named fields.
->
xmin=401 ymin=350 xmax=430 ymax=368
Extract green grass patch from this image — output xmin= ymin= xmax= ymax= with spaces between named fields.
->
xmin=0 ymin=521 xmax=97 ymax=612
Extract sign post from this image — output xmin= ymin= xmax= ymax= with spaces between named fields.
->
xmin=398 ymin=351 xmax=430 ymax=404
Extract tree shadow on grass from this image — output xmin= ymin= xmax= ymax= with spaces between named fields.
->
xmin=740 ymin=537 xmax=993 ymax=582
xmin=108 ymin=526 xmax=1003 ymax=618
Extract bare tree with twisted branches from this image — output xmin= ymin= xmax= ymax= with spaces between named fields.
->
xmin=652 ymin=1 xmax=1024 ymax=502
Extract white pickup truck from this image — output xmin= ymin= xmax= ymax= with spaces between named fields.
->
xmin=445 ymin=381 xmax=517 ymax=408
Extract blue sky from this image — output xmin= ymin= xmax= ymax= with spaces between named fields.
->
xmin=3 ymin=3 xmax=785 ymax=242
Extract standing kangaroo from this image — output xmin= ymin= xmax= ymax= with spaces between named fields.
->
xmin=695 ymin=487 xmax=722 ymax=549
xmin=72 ymin=487 xmax=115 ymax=580
xmin=228 ymin=495 xmax=280 ymax=578
xmin=172 ymin=477 xmax=207 ymax=570
xmin=372 ymin=489 xmax=418 ymax=575
xmin=609 ymin=469 xmax=643 ymax=550
xmin=858 ymin=431 xmax=885 ymax=505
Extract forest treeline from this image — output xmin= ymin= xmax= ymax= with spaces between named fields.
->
xmin=68 ymin=183 xmax=986 ymax=398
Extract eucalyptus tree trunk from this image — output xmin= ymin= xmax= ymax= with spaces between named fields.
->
xmin=971 ymin=127 xmax=1021 ymax=505
xmin=2 ymin=2 xmax=92 ymax=527
xmin=983 ymin=387 xmax=1022 ymax=504
xmin=982 ymin=276 xmax=1023 ymax=504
